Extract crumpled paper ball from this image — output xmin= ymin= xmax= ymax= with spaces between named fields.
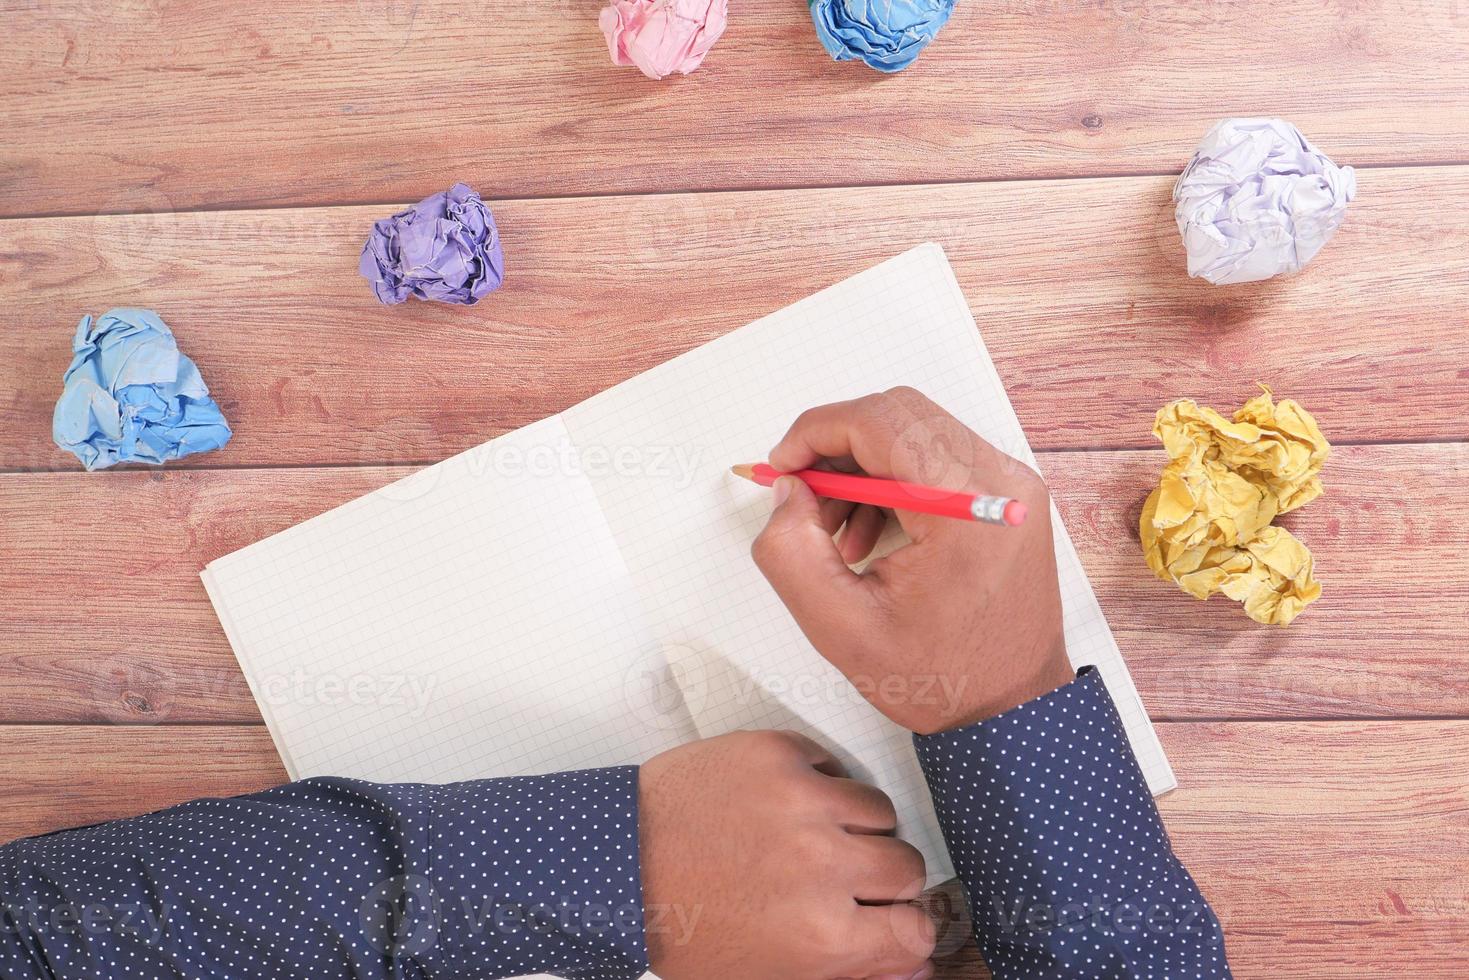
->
xmin=1140 ymin=386 xmax=1330 ymax=625
xmin=52 ymin=309 xmax=233 ymax=471
xmin=809 ymin=0 xmax=957 ymax=73
xmin=1173 ymin=118 xmax=1356 ymax=285
xmin=359 ymin=183 xmax=504 ymax=306
xmin=599 ymin=0 xmax=728 ymax=80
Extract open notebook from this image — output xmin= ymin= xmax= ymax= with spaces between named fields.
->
xmin=203 ymin=243 xmax=1175 ymax=911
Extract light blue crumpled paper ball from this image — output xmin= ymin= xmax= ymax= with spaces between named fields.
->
xmin=52 ymin=308 xmax=233 ymax=471
xmin=809 ymin=0 xmax=958 ymax=73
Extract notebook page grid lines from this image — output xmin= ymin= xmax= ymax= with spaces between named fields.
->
xmin=203 ymin=416 xmax=694 ymax=785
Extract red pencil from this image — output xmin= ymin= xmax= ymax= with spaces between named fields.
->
xmin=730 ymin=463 xmax=1028 ymax=527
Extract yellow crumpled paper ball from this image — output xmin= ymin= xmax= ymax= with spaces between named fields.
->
xmin=1140 ymin=386 xmax=1330 ymax=625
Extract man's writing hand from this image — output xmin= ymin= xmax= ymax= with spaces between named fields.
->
xmin=751 ymin=388 xmax=1073 ymax=734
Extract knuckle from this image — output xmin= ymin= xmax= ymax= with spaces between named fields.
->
xmin=882 ymin=384 xmax=924 ymax=407
xmin=893 ymin=840 xmax=927 ymax=885
xmin=792 ymin=406 xmax=821 ymax=429
xmin=801 ymin=909 xmax=847 ymax=957
xmin=790 ymin=827 xmax=837 ymax=869
xmin=749 ymin=729 xmax=815 ymax=772
xmin=736 ymin=728 xmax=791 ymax=755
xmin=851 ymin=782 xmax=898 ymax=827
xmin=749 ymin=523 xmax=791 ymax=568
xmin=871 ymin=789 xmax=899 ymax=828
xmin=749 ymin=529 xmax=774 ymax=566
xmin=884 ymin=385 xmax=942 ymax=421
xmin=857 ymin=392 xmax=898 ymax=424
xmin=766 ymin=728 xmax=807 ymax=754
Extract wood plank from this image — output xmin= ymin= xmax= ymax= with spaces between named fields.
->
xmin=1 ymin=721 xmax=1464 ymax=978
xmin=0 ymin=725 xmax=286 ymax=843
xmin=1153 ymin=721 xmax=1469 ymax=980
xmin=4 ymin=167 xmax=1467 ymax=472
xmin=2 ymin=443 xmax=1463 ymax=725
xmin=3 ymin=0 xmax=1468 ymax=216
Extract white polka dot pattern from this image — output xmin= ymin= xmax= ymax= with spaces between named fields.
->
xmin=914 ymin=668 xmax=1233 ymax=978
xmin=0 ymin=768 xmax=648 ymax=980
xmin=2 ymin=673 xmax=1232 ymax=980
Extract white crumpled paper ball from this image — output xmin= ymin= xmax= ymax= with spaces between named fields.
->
xmin=1173 ymin=118 xmax=1356 ymax=286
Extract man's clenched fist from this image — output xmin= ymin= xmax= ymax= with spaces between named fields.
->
xmin=640 ymin=730 xmax=936 ymax=980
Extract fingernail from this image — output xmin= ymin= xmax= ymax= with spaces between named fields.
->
xmin=772 ymin=476 xmax=794 ymax=505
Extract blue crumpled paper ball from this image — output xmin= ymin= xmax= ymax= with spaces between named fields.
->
xmin=52 ymin=308 xmax=233 ymax=471
xmin=359 ymin=182 xmax=505 ymax=306
xmin=809 ymin=0 xmax=957 ymax=73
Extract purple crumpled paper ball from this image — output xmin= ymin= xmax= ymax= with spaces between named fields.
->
xmin=359 ymin=183 xmax=505 ymax=306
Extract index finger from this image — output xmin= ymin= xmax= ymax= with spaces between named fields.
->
xmin=769 ymin=388 xmax=1000 ymax=497
xmin=768 ymin=394 xmax=911 ymax=479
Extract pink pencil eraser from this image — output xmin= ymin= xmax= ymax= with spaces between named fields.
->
xmin=1002 ymin=499 xmax=1028 ymax=526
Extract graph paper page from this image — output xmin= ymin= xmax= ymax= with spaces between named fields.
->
xmin=203 ymin=415 xmax=695 ymax=784
xmin=562 ymin=244 xmax=1175 ymax=887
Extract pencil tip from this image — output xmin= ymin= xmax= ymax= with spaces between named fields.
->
xmin=730 ymin=463 xmax=756 ymax=481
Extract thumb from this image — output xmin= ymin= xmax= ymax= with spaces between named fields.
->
xmin=751 ymin=477 xmax=876 ymax=653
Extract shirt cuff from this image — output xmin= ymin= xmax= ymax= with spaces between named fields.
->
xmin=415 ymin=766 xmax=649 ymax=980
xmin=913 ymin=668 xmax=1210 ymax=962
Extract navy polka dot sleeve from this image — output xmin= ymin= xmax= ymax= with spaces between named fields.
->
xmin=0 ymin=768 xmax=647 ymax=980
xmin=915 ymin=667 xmax=1233 ymax=978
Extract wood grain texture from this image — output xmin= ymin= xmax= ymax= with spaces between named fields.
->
xmin=4 ymin=167 xmax=1467 ymax=472
xmin=5 ymin=3 xmax=1465 ymax=977
xmin=0 ymin=725 xmax=286 ymax=843
xmin=2 ymin=443 xmax=1463 ymax=725
xmin=1152 ymin=721 xmax=1469 ymax=980
xmin=1061 ymin=442 xmax=1469 ymax=721
xmin=2 ymin=722 xmax=1464 ymax=979
xmin=3 ymin=0 xmax=1468 ymax=216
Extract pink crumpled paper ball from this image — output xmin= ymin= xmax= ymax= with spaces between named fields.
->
xmin=599 ymin=0 xmax=729 ymax=80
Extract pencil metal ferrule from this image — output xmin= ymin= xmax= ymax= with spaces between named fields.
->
xmin=970 ymin=495 xmax=1013 ymax=525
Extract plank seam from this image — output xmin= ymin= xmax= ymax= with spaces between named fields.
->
xmin=1 ymin=160 xmax=1465 ymax=223
xmin=4 ymin=437 xmax=1465 ymax=477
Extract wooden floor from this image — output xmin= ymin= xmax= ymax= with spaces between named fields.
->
xmin=3 ymin=2 xmax=1467 ymax=977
